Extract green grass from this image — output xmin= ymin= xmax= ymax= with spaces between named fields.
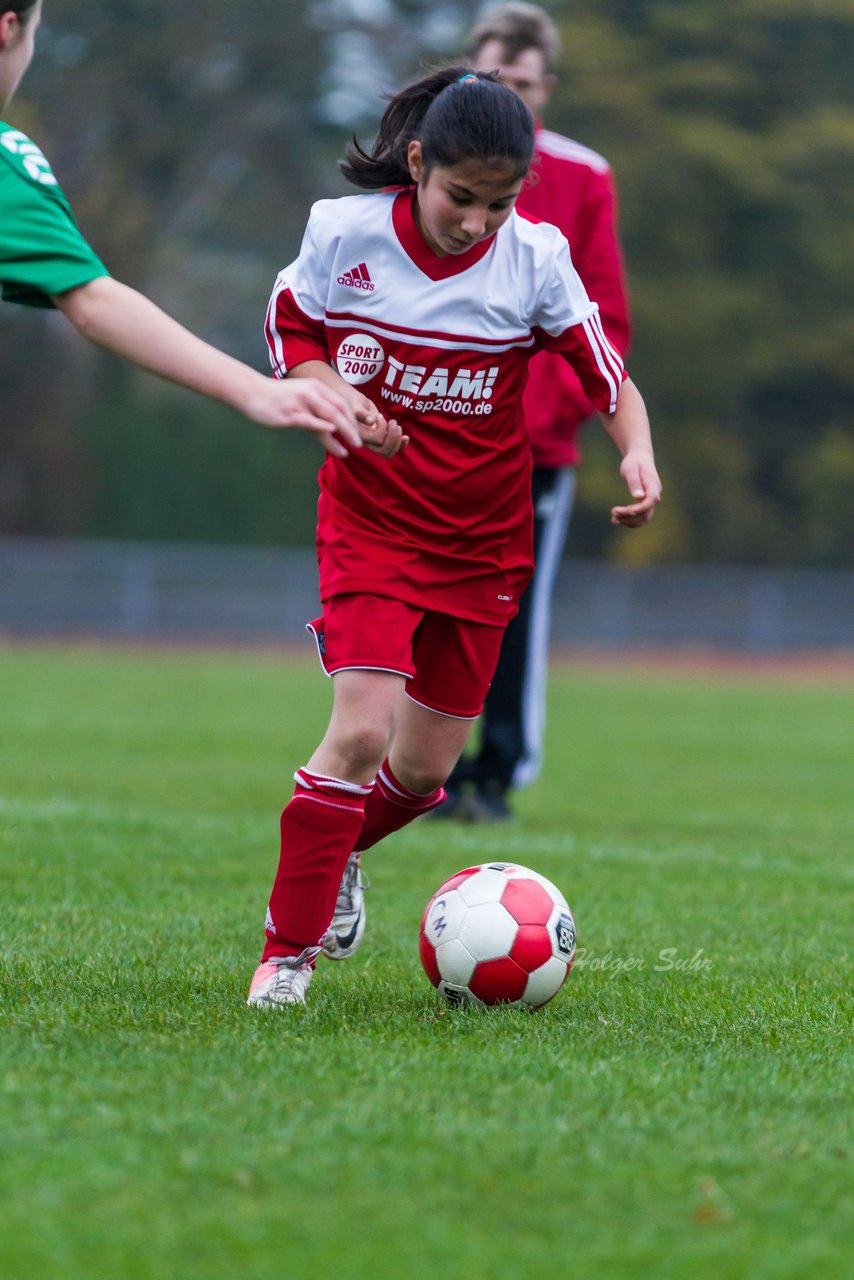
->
xmin=1 ymin=642 xmax=851 ymax=1280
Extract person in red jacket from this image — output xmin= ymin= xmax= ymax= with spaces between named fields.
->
xmin=440 ymin=2 xmax=633 ymax=821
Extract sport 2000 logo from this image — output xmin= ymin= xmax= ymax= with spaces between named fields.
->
xmin=336 ymin=335 xmax=385 ymax=385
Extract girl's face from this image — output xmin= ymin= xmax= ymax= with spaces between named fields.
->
xmin=0 ymin=2 xmax=41 ymax=113
xmin=407 ymin=140 xmax=524 ymax=257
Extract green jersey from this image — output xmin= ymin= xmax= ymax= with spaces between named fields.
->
xmin=0 ymin=121 xmax=109 ymax=309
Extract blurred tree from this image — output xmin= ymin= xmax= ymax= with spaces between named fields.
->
xmin=1 ymin=0 xmax=852 ymax=566
xmin=1 ymin=0 xmax=351 ymax=539
xmin=544 ymin=0 xmax=854 ymax=566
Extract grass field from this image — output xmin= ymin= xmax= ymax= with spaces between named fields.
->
xmin=0 ymin=642 xmax=851 ymax=1280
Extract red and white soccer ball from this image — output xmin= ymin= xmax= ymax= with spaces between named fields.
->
xmin=419 ymin=862 xmax=576 ymax=1009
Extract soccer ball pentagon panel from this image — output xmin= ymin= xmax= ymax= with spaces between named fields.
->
xmin=419 ymin=863 xmax=576 ymax=1008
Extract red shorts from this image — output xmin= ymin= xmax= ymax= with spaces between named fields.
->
xmin=307 ymin=593 xmax=506 ymax=719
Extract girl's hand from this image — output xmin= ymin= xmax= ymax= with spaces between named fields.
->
xmin=611 ymin=450 xmax=662 ymax=527
xmin=349 ymin=391 xmax=410 ymax=458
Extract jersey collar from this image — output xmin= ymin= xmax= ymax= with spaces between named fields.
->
xmin=392 ymin=187 xmax=495 ymax=280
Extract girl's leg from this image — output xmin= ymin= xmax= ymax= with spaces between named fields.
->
xmin=322 ymin=611 xmax=505 ymax=963
xmin=307 ymin=668 xmax=405 ymax=781
xmin=351 ymin=609 xmax=505 ymax=853
xmin=390 ymin=695 xmax=475 ymax=792
xmin=354 ymin=696 xmax=474 ymax=852
xmin=261 ymin=670 xmax=405 ymax=961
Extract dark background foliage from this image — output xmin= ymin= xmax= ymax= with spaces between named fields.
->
xmin=2 ymin=0 xmax=852 ymax=566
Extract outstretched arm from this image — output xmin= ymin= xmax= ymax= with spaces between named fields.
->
xmin=599 ymin=377 xmax=662 ymax=527
xmin=52 ymin=277 xmax=362 ymax=458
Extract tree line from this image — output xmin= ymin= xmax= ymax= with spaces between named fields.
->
xmin=1 ymin=0 xmax=852 ymax=566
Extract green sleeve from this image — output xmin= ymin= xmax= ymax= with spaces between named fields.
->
xmin=0 ymin=124 xmax=109 ymax=310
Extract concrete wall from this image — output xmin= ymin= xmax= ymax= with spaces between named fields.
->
xmin=1 ymin=536 xmax=852 ymax=652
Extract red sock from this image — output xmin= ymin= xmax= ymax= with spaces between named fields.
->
xmin=354 ymin=759 xmax=445 ymax=852
xmin=262 ymin=768 xmax=373 ymax=961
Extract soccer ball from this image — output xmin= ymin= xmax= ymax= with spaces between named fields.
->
xmin=419 ymin=862 xmax=576 ymax=1009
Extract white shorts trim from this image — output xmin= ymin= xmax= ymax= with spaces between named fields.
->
xmin=404 ymin=691 xmax=480 ymax=721
xmin=332 ymin=664 xmax=412 ymax=679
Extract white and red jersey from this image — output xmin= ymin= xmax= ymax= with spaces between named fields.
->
xmin=265 ymin=187 xmax=625 ymax=625
xmin=520 ymin=127 xmax=631 ymax=468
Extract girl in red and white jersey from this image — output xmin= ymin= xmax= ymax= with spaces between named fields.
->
xmin=249 ymin=66 xmax=661 ymax=1008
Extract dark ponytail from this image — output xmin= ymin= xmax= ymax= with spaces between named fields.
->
xmin=340 ymin=64 xmax=534 ymax=190
xmin=6 ymin=1 xmax=38 ymax=18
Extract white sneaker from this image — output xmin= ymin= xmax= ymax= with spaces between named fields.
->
xmin=322 ymin=853 xmax=369 ymax=961
xmin=246 ymin=946 xmax=320 ymax=1008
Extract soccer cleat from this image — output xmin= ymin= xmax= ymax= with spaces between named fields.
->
xmin=322 ymin=853 xmax=369 ymax=961
xmin=246 ymin=946 xmax=320 ymax=1008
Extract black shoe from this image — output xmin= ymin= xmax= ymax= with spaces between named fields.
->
xmin=466 ymin=781 xmax=514 ymax=824
xmin=428 ymin=784 xmax=467 ymax=820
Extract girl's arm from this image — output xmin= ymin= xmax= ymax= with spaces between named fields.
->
xmin=52 ymin=277 xmax=362 ymax=458
xmin=599 ymin=377 xmax=662 ymax=527
xmin=532 ymin=233 xmax=660 ymax=525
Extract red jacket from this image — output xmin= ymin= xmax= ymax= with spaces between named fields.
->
xmin=518 ymin=127 xmax=631 ymax=468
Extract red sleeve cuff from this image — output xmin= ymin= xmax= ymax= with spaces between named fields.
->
xmin=536 ymin=315 xmax=626 ymax=414
xmin=265 ymin=287 xmax=329 ymax=376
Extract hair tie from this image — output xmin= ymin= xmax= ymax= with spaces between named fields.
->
xmin=458 ymin=73 xmax=479 ymax=83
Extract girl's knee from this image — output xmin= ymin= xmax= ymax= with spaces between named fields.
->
xmin=335 ymin=724 xmax=392 ymax=777
xmin=391 ymin=758 xmax=448 ymax=796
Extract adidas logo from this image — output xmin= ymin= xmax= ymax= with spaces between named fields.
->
xmin=337 ymin=262 xmax=375 ymax=291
